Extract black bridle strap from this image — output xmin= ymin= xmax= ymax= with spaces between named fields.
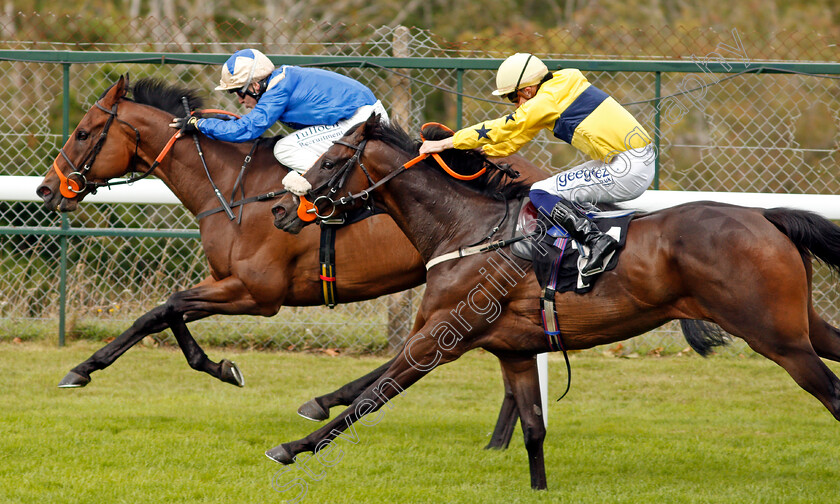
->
xmin=179 ymin=97 xmax=235 ymax=221
xmin=337 ymin=163 xmax=411 ymax=206
xmin=56 ymin=100 xmax=143 ymax=195
xmin=196 ymin=189 xmax=288 ymax=220
xmin=327 ymin=139 xmax=372 ymax=191
xmin=57 ymin=102 xmax=117 ymax=179
xmin=228 ymin=140 xmax=260 ymax=224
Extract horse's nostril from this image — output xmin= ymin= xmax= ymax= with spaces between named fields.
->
xmin=272 ymin=205 xmax=285 ymax=218
xmin=36 ymin=185 xmax=52 ymax=199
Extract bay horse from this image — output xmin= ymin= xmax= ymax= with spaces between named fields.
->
xmin=270 ymin=113 xmax=840 ymax=490
xmin=35 ymin=75 xmax=545 ymax=449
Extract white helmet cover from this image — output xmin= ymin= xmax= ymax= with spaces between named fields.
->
xmin=215 ymin=49 xmax=275 ymax=91
xmin=492 ymin=53 xmax=549 ymax=96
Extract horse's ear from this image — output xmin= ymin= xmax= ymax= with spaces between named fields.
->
xmin=101 ymin=75 xmax=129 ymax=107
xmin=362 ymin=112 xmax=380 ymax=138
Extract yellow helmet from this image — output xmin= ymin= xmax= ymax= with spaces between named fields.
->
xmin=491 ymin=53 xmax=549 ymax=96
xmin=215 ymin=49 xmax=275 ymax=91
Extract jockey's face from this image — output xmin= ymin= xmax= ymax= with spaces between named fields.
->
xmin=239 ymin=94 xmax=258 ymax=109
xmin=510 ymin=85 xmax=537 ymax=108
xmin=239 ymin=83 xmax=259 ymax=109
xmin=229 ymin=83 xmax=260 ymax=109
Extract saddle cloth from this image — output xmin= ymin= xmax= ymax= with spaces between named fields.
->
xmin=511 ymin=199 xmax=634 ymax=294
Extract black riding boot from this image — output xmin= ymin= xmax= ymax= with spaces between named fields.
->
xmin=549 ymin=200 xmax=618 ymax=276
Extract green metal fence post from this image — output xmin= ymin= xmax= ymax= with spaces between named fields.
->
xmin=456 ymin=68 xmax=464 ymax=130
xmin=653 ymin=71 xmax=661 ymax=190
xmin=58 ymin=62 xmax=71 ymax=347
xmin=58 ymin=216 xmax=69 ymax=347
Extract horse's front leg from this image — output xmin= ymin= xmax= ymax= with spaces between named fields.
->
xmin=297 ymin=357 xmax=397 ymax=421
xmin=496 ymin=353 xmax=547 ymax=490
xmin=296 ymin=310 xmax=432 ymax=420
xmin=267 ymin=326 xmax=459 ymax=464
xmin=59 ymin=275 xmax=264 ymax=388
xmin=298 ymin=348 xmax=522 ymax=452
xmin=58 ymin=303 xmax=188 ymax=387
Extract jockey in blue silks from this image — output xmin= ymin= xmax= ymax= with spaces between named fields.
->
xmin=170 ymin=48 xmax=389 ymax=187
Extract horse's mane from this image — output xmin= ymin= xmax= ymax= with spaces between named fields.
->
xmin=366 ymin=120 xmax=530 ymax=200
xmin=128 ymin=78 xmax=206 ymax=116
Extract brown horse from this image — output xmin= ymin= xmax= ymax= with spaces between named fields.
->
xmin=35 ymin=76 xmax=544 ymax=448
xmin=270 ymin=114 xmax=840 ymax=490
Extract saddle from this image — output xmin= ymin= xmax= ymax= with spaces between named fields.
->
xmin=511 ymin=198 xmax=634 ymax=294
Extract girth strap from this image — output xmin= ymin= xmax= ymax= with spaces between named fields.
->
xmin=540 ymin=240 xmax=572 ymax=401
xmin=319 ymin=223 xmax=339 ymax=309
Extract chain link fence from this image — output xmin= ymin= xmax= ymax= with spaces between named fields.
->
xmin=1 ymin=15 xmax=839 ymax=354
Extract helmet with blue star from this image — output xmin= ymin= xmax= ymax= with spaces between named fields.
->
xmin=215 ymin=49 xmax=275 ymax=92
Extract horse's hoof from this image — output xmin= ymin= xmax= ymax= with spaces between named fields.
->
xmin=297 ymin=399 xmax=329 ymax=421
xmin=220 ymin=360 xmax=244 ymax=387
xmin=484 ymin=440 xmax=508 ymax=450
xmin=58 ymin=371 xmax=90 ymax=388
xmin=265 ymin=444 xmax=294 ymax=464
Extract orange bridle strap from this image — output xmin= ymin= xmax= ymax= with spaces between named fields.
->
xmin=419 ymin=122 xmax=486 ymax=180
xmin=297 ymin=195 xmax=317 ymax=222
xmin=52 ymin=161 xmax=82 ymax=198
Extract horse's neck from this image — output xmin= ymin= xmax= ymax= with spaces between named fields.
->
xmin=138 ymin=119 xmax=279 ymax=217
xmin=382 ymin=172 xmax=513 ymax=262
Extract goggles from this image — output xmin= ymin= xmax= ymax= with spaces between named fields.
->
xmin=228 ymin=87 xmax=260 ymax=99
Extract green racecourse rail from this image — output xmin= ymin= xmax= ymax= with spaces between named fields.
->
xmin=2 ymin=49 xmax=839 ymax=345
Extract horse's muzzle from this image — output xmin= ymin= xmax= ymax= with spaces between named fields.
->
xmin=271 ymin=199 xmax=305 ymax=234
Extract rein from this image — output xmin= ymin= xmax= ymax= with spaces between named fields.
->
xmin=297 ymin=124 xmax=491 ymax=222
xmin=296 ymin=125 xmax=522 ymax=270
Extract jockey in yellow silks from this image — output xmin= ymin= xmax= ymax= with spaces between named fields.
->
xmin=420 ymin=53 xmax=655 ymax=276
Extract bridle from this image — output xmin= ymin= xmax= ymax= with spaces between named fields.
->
xmin=52 ymin=99 xmax=148 ymax=198
xmin=51 ymin=97 xmax=247 ymax=221
xmin=299 ymin=138 xmax=382 ymax=221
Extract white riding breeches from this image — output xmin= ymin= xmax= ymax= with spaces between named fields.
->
xmin=529 ymin=144 xmax=656 ymax=204
xmin=273 ymin=100 xmax=390 ymax=173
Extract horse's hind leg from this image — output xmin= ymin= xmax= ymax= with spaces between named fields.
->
xmin=717 ymin=297 xmax=840 ymax=419
xmin=485 ymin=367 xmax=520 ymax=450
xmin=799 ymin=256 xmax=840 ymax=363
xmin=728 ymin=300 xmax=840 ymax=420
xmin=751 ymin=337 xmax=840 ymax=421
xmin=807 ymin=307 xmax=840 ymax=363
xmin=497 ymin=354 xmax=547 ymax=490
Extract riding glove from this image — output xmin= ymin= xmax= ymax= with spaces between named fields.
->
xmin=169 ymin=116 xmax=199 ymax=134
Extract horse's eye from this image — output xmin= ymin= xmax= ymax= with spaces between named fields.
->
xmin=76 ymin=130 xmax=90 ymax=141
xmin=322 ymin=160 xmax=335 ymax=170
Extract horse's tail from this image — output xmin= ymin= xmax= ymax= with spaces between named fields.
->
xmin=680 ymin=320 xmax=731 ymax=357
xmin=763 ymin=208 xmax=840 ymax=275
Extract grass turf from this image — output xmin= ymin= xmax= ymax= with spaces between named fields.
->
xmin=1 ymin=342 xmax=838 ymax=503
